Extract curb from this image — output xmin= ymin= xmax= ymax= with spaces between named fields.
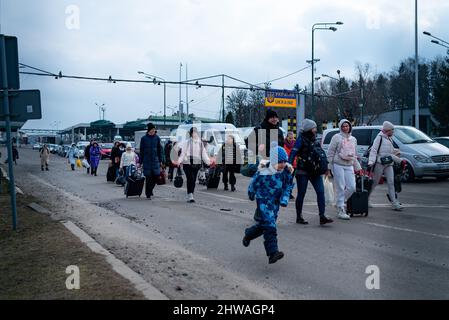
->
xmin=28 ymin=201 xmax=168 ymax=300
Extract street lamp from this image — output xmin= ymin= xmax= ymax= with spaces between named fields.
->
xmin=322 ymin=70 xmax=343 ymax=118
xmin=138 ymin=71 xmax=167 ymax=127
xmin=311 ymin=21 xmax=343 ymax=120
xmin=95 ymin=103 xmax=105 ymax=120
xmin=423 ymin=31 xmax=449 ymax=52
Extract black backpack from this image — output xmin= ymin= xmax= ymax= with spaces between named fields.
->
xmin=297 ymin=137 xmax=329 ymax=176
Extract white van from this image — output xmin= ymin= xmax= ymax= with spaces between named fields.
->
xmin=321 ymin=125 xmax=449 ymax=181
xmin=175 ymin=123 xmax=247 ymax=163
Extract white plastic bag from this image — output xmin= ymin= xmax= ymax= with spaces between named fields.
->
xmin=324 ymin=176 xmax=335 ymax=206
xmin=82 ymin=159 xmax=90 ymax=169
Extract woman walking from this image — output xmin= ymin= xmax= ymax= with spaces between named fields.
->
xmin=66 ymin=144 xmax=79 ymax=171
xmin=139 ymin=123 xmax=163 ymax=200
xmin=176 ymin=127 xmax=214 ymax=203
xmin=367 ymin=121 xmax=405 ymax=211
xmin=84 ymin=140 xmax=93 ymax=174
xmin=89 ymin=141 xmax=101 ymax=176
xmin=39 ymin=144 xmax=50 ymax=171
xmin=326 ymin=119 xmax=362 ymax=220
xmin=288 ymin=119 xmax=333 ymax=225
xmin=217 ymin=134 xmax=242 ymax=191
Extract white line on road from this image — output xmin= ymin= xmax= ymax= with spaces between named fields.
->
xmin=364 ymin=222 xmax=449 ymax=240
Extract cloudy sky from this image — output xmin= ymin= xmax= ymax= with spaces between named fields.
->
xmin=1 ymin=0 xmax=448 ymax=130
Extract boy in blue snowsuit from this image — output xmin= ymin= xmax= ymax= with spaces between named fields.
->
xmin=243 ymin=145 xmax=294 ymax=264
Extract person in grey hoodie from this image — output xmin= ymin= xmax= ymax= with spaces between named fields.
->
xmin=368 ymin=121 xmax=404 ymax=211
xmin=326 ymin=119 xmax=362 ymax=220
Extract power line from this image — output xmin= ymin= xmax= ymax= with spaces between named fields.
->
xmin=255 ymin=65 xmax=311 ymax=86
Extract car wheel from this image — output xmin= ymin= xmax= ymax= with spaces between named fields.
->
xmin=401 ymin=162 xmax=415 ymax=183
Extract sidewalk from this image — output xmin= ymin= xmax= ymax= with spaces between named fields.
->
xmin=0 ymin=192 xmax=146 ymax=300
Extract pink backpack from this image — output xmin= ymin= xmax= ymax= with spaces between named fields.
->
xmin=339 ymin=137 xmax=356 ymax=161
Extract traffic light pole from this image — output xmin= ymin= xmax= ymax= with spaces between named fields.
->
xmin=0 ymin=34 xmax=18 ymax=230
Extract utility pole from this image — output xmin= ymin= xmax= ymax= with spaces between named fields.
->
xmin=1 ymin=34 xmax=17 ymax=230
xmin=179 ymin=62 xmax=182 ymax=124
xmin=186 ymin=63 xmax=189 ymax=121
xmin=222 ymin=74 xmax=225 ymax=122
xmin=414 ymin=0 xmax=420 ymax=130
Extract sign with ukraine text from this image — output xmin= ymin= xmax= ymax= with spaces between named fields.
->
xmin=264 ymin=90 xmax=297 ymax=108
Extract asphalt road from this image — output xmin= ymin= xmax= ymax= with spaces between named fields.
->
xmin=4 ymin=147 xmax=449 ymax=299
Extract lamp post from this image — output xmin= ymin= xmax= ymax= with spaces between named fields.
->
xmin=95 ymin=103 xmax=105 ymax=120
xmin=322 ymin=70 xmax=343 ymax=118
xmin=423 ymin=31 xmax=449 ymax=52
xmin=414 ymin=0 xmax=419 ymax=131
xmin=138 ymin=71 xmax=167 ymax=127
xmin=311 ymin=21 xmax=343 ymax=120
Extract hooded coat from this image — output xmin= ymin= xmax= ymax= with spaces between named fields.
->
xmin=368 ymin=131 xmax=402 ymax=166
xmin=140 ymin=133 xmax=162 ymax=176
xmin=66 ymin=145 xmax=79 ymax=165
xmin=326 ymin=119 xmax=361 ymax=171
xmin=89 ymin=144 xmax=101 ymax=168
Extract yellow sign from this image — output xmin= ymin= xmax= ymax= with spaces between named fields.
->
xmin=264 ymin=90 xmax=297 ymax=108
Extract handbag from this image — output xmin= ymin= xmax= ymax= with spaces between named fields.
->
xmin=174 ymin=168 xmax=184 ymax=188
xmin=82 ymin=159 xmax=90 ymax=169
xmin=157 ymin=168 xmax=167 ymax=185
xmin=380 ymin=155 xmax=394 ymax=165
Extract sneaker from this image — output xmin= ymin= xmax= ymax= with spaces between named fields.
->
xmin=268 ymin=251 xmax=284 ymax=264
xmin=188 ymin=193 xmax=195 ymax=203
xmin=320 ymin=216 xmax=334 ymax=225
xmin=296 ymin=218 xmax=309 ymax=225
xmin=242 ymin=236 xmax=250 ymax=247
xmin=392 ymin=200 xmax=404 ymax=211
xmin=336 ymin=207 xmax=351 ymax=220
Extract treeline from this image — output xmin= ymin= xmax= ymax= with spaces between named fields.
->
xmin=225 ymin=56 xmax=449 ymax=134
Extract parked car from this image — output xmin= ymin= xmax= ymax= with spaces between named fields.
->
xmin=58 ymin=145 xmax=71 ymax=157
xmin=321 ymin=125 xmax=449 ymax=182
xmin=100 ymin=143 xmax=114 ymax=159
xmin=76 ymin=141 xmax=90 ymax=158
xmin=433 ymin=137 xmax=449 ymax=149
xmin=32 ymin=143 xmax=42 ymax=150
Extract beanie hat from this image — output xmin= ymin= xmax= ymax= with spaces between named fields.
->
xmin=126 ymin=143 xmax=132 ymax=149
xmin=301 ymin=119 xmax=317 ymax=132
xmin=147 ymin=122 xmax=156 ymax=131
xmin=382 ymin=121 xmax=394 ymax=131
xmin=265 ymin=109 xmax=279 ymax=121
xmin=270 ymin=142 xmax=288 ymax=164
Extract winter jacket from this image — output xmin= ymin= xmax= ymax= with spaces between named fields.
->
xmin=178 ymin=138 xmax=211 ymax=166
xmin=84 ymin=144 xmax=92 ymax=162
xmin=216 ymin=142 xmax=243 ymax=166
xmin=40 ymin=147 xmax=50 ymax=165
xmin=368 ymin=132 xmax=402 ymax=166
xmin=110 ymin=146 xmax=123 ymax=166
xmin=89 ymin=146 xmax=101 ymax=168
xmin=66 ymin=146 xmax=79 ymax=165
xmin=326 ymin=119 xmax=361 ymax=171
xmin=140 ymin=134 xmax=162 ymax=176
xmin=248 ymin=162 xmax=294 ymax=228
xmin=120 ymin=151 xmax=137 ymax=168
xmin=247 ymin=119 xmax=284 ymax=158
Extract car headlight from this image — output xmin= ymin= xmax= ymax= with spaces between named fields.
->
xmin=413 ymin=155 xmax=432 ymax=163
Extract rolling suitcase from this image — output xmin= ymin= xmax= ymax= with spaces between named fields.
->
xmin=347 ymin=173 xmax=369 ymax=217
xmin=206 ymin=167 xmax=221 ymax=189
xmin=124 ymin=177 xmax=145 ymax=198
xmin=107 ymin=166 xmax=116 ymax=182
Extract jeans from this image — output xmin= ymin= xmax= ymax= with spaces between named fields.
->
xmin=333 ymin=164 xmax=356 ymax=208
xmin=183 ymin=164 xmax=201 ymax=194
xmin=295 ymin=174 xmax=325 ymax=218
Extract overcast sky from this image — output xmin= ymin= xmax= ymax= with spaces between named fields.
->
xmin=1 ymin=0 xmax=448 ymax=130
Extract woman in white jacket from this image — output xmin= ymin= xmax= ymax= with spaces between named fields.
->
xmin=327 ymin=119 xmax=362 ymax=220
xmin=175 ymin=127 xmax=215 ymax=203
xmin=368 ymin=121 xmax=404 ymax=211
xmin=120 ymin=143 xmax=138 ymax=177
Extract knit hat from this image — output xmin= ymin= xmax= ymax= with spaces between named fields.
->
xmin=126 ymin=143 xmax=132 ymax=149
xmin=269 ymin=142 xmax=288 ymax=164
xmin=147 ymin=122 xmax=156 ymax=131
xmin=301 ymin=119 xmax=317 ymax=132
xmin=383 ymin=121 xmax=394 ymax=131
xmin=265 ymin=109 xmax=279 ymax=121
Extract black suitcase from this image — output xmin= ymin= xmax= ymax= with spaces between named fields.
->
xmin=107 ymin=166 xmax=116 ymax=182
xmin=206 ymin=167 xmax=221 ymax=189
xmin=347 ymin=174 xmax=369 ymax=217
xmin=124 ymin=177 xmax=145 ymax=198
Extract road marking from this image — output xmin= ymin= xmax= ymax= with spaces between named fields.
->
xmin=364 ymin=222 xmax=449 ymax=240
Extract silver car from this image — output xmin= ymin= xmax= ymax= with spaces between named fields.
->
xmin=321 ymin=125 xmax=449 ymax=182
